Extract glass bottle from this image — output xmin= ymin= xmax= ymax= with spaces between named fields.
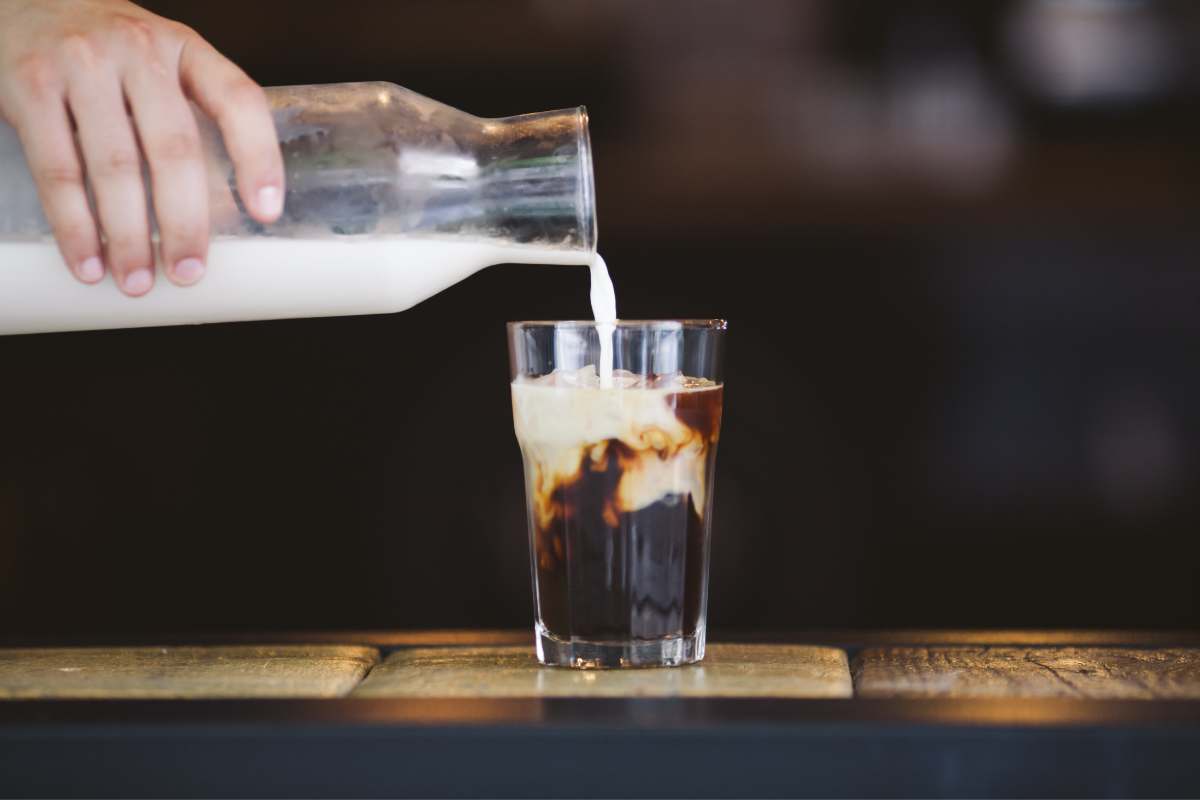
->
xmin=0 ymin=82 xmax=596 ymax=334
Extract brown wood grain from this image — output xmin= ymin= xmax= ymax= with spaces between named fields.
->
xmin=0 ymin=645 xmax=378 ymax=699
xmin=854 ymin=647 xmax=1200 ymax=699
xmin=352 ymin=643 xmax=852 ymax=698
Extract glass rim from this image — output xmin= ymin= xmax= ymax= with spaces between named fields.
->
xmin=507 ymin=319 xmax=727 ymax=331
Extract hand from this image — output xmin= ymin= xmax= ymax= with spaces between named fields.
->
xmin=0 ymin=0 xmax=284 ymax=295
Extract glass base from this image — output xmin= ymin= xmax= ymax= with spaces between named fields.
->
xmin=535 ymin=624 xmax=706 ymax=668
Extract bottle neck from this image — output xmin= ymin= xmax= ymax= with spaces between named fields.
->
xmin=479 ymin=107 xmax=596 ymax=255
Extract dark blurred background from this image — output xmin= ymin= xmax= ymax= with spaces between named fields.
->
xmin=2 ymin=0 xmax=1199 ymax=636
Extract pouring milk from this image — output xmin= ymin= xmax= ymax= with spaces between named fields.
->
xmin=589 ymin=255 xmax=618 ymax=386
xmin=0 ymin=81 xmax=601 ymax=335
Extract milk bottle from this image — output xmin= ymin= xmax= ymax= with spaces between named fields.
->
xmin=0 ymin=82 xmax=599 ymax=335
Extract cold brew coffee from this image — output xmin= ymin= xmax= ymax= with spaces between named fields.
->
xmin=511 ymin=361 xmax=724 ymax=668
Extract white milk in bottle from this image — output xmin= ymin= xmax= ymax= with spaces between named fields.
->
xmin=0 ymin=238 xmax=591 ymax=335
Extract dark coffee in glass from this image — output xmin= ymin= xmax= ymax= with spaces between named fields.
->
xmin=509 ymin=321 xmax=726 ymax=668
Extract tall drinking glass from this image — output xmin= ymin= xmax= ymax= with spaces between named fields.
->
xmin=508 ymin=320 xmax=726 ymax=668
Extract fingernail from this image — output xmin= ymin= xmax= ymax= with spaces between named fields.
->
xmin=256 ymin=185 xmax=282 ymax=217
xmin=78 ymin=257 xmax=103 ymax=283
xmin=122 ymin=269 xmax=153 ymax=295
xmin=173 ymin=258 xmax=205 ymax=285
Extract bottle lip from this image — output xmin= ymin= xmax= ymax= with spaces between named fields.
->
xmin=577 ymin=105 xmax=597 ymax=254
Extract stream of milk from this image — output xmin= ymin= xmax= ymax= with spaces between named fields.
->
xmin=588 ymin=254 xmax=617 ymax=387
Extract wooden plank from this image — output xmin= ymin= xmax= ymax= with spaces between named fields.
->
xmin=6 ymin=630 xmax=1200 ymax=650
xmin=854 ymin=647 xmax=1200 ymax=699
xmin=0 ymin=645 xmax=378 ymax=699
xmin=352 ymin=644 xmax=852 ymax=698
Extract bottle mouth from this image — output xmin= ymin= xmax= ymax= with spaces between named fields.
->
xmin=576 ymin=106 xmax=597 ymax=254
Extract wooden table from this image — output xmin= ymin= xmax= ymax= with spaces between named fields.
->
xmin=1 ymin=630 xmax=1199 ymax=797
